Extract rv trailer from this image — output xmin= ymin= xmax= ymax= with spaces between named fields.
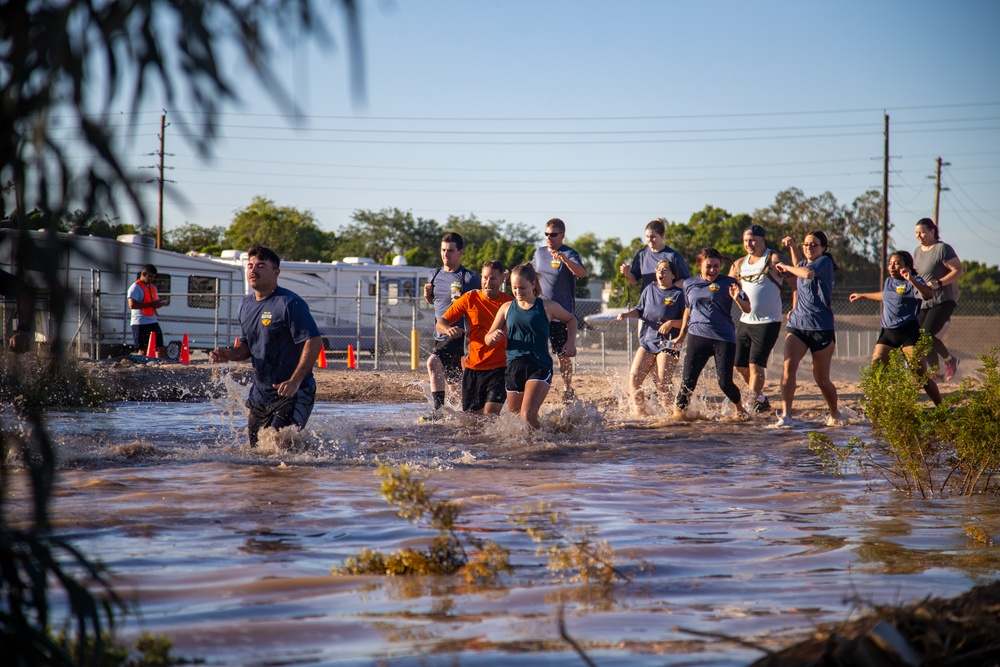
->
xmin=212 ymin=252 xmax=439 ymax=352
xmin=0 ymin=231 xmax=244 ymax=359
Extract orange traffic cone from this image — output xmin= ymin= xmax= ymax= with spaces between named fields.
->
xmin=346 ymin=344 xmax=357 ymax=370
xmin=316 ymin=347 xmax=327 ymax=368
xmin=146 ymin=331 xmax=157 ymax=357
xmin=180 ymin=333 xmax=190 ymax=364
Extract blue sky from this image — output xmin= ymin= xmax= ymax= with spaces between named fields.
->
xmin=121 ymin=0 xmax=1000 ymax=265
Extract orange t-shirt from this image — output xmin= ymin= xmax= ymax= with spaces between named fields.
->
xmin=443 ymin=290 xmax=513 ymax=371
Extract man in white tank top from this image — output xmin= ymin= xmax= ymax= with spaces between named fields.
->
xmin=729 ymin=224 xmax=793 ymax=414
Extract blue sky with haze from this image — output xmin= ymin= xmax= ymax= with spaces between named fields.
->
xmin=120 ymin=0 xmax=1000 ymax=264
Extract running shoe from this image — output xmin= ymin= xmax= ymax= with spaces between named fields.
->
xmin=562 ymin=388 xmax=576 ymax=402
xmin=774 ymin=413 xmax=794 ymax=429
xmin=825 ymin=415 xmax=845 ymax=427
xmin=944 ymin=357 xmax=960 ymax=381
xmin=754 ymin=397 xmax=772 ymax=414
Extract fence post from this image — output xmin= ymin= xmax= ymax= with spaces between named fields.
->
xmin=601 ymin=331 xmax=606 ymax=371
xmin=374 ymin=270 xmax=382 ymax=371
xmin=356 ymin=280 xmax=362 ymax=354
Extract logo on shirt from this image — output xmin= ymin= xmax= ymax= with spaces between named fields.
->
xmin=664 ymin=296 xmax=676 ymax=306
xmin=708 ymin=283 xmax=720 ymax=292
xmin=894 ymin=283 xmax=907 ymax=294
xmin=261 ymin=311 xmax=272 ymax=326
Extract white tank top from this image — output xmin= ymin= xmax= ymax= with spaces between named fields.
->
xmin=738 ymin=250 xmax=784 ymax=324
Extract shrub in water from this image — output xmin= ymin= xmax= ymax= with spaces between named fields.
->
xmin=810 ymin=341 xmax=1000 ymax=498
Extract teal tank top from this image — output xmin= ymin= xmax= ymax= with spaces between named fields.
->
xmin=505 ymin=298 xmax=552 ymax=370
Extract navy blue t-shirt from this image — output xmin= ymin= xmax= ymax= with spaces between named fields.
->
xmin=238 ymin=286 xmax=321 ymax=404
xmin=683 ymin=275 xmax=740 ymax=343
xmin=881 ymin=276 xmax=926 ymax=329
xmin=429 ymin=265 xmax=481 ymax=341
xmin=635 ymin=283 xmax=685 ymax=351
xmin=787 ymin=254 xmax=835 ymax=331
xmin=629 ymin=246 xmax=691 ymax=290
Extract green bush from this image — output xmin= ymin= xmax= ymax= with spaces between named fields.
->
xmin=810 ymin=341 xmax=1000 ymax=497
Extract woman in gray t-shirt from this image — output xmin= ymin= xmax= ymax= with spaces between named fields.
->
xmin=913 ymin=218 xmax=964 ymax=381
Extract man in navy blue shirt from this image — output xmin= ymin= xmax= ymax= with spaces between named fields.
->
xmin=210 ymin=244 xmax=323 ymax=447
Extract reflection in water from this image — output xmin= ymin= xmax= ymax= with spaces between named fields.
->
xmin=4 ymin=393 xmax=998 ymax=666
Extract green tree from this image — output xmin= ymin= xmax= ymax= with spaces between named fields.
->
xmin=846 ymin=189 xmax=885 ymax=264
xmin=959 ymin=260 xmax=1000 ymax=298
xmin=165 ymin=223 xmax=228 ymax=254
xmin=225 ymin=196 xmax=336 ymax=262
xmin=570 ymin=232 xmax=624 ymax=281
xmin=337 ymin=207 xmax=442 ymax=266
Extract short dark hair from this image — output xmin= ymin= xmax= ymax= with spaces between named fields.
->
xmin=441 ymin=232 xmax=465 ymax=250
xmin=137 ymin=264 xmax=157 ymax=280
xmin=246 ymin=244 xmax=281 ymax=267
xmin=482 ymin=259 xmax=505 ymax=273
xmin=545 ymin=218 xmax=566 ymax=234
xmin=645 ymin=219 xmax=666 ymax=236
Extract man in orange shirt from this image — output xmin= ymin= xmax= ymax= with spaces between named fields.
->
xmin=436 ymin=259 xmax=512 ymax=415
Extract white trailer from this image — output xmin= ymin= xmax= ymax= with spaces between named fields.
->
xmin=0 ymin=231 xmax=245 ymax=359
xmin=211 ymin=252 xmax=439 ymax=352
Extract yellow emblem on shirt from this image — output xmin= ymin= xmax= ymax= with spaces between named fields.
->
xmin=664 ymin=297 xmax=676 ymax=306
xmin=708 ymin=282 xmax=720 ymax=292
xmin=895 ymin=283 xmax=907 ymax=294
xmin=261 ymin=311 xmax=272 ymax=326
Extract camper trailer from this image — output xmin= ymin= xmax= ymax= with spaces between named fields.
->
xmin=0 ymin=231 xmax=244 ymax=359
xmin=212 ymin=251 xmax=438 ymax=352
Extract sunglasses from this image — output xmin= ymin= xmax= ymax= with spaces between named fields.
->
xmin=544 ymin=232 xmax=562 ymax=238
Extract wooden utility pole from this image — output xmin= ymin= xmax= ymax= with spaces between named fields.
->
xmin=931 ymin=156 xmax=950 ymax=228
xmin=881 ymin=113 xmax=889 ymax=286
xmin=157 ymin=113 xmax=167 ymax=249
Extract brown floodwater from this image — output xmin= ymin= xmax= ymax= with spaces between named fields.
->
xmin=5 ymin=392 xmax=999 ymax=666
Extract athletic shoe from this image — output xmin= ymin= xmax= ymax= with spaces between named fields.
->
xmin=774 ymin=413 xmax=795 ymax=429
xmin=754 ymin=397 xmax=772 ymax=414
xmin=944 ymin=357 xmax=960 ymax=381
xmin=562 ymin=388 xmax=576 ymax=402
xmin=825 ymin=415 xmax=845 ymax=427
xmin=418 ymin=410 xmax=442 ymax=422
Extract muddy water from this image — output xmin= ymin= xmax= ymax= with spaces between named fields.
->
xmin=5 ymin=394 xmax=999 ymax=666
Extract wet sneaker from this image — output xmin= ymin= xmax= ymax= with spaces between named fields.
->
xmin=774 ymin=413 xmax=795 ymax=429
xmin=825 ymin=415 xmax=845 ymax=427
xmin=418 ymin=410 xmax=443 ymax=422
xmin=562 ymin=388 xmax=576 ymax=402
xmin=754 ymin=397 xmax=772 ymax=414
xmin=943 ymin=357 xmax=960 ymax=381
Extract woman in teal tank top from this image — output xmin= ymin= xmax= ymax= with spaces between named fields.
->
xmin=486 ymin=264 xmax=578 ymax=430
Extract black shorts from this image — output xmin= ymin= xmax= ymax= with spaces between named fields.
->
xmin=548 ymin=320 xmax=569 ymax=356
xmin=786 ymin=327 xmax=835 ymax=353
xmin=433 ymin=336 xmax=465 ymax=384
xmin=876 ymin=319 xmax=921 ymax=349
xmin=132 ymin=323 xmax=164 ymax=350
xmin=245 ymin=383 xmax=316 ymax=447
xmin=462 ymin=366 xmax=507 ymax=412
xmin=917 ymin=300 xmax=956 ymax=337
xmin=734 ymin=321 xmax=782 ymax=368
xmin=505 ymin=357 xmax=553 ymax=393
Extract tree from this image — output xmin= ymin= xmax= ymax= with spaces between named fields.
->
xmin=337 ymin=208 xmax=442 ymax=266
xmin=959 ymin=260 xmax=1000 ymax=298
xmin=846 ymin=190 xmax=885 ymax=264
xmin=225 ymin=196 xmax=336 ymax=262
xmin=165 ymin=223 xmax=228 ymax=255
xmin=1 ymin=0 xmax=361 ymax=662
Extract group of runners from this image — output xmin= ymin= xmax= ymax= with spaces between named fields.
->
xmin=126 ymin=215 xmax=961 ymax=445
xmin=425 ymin=216 xmax=963 ymax=430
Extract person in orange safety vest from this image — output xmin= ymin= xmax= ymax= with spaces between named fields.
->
xmin=127 ymin=263 xmax=165 ymax=357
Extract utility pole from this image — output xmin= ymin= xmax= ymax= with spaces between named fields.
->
xmin=881 ymin=113 xmax=889 ymax=286
xmin=142 ymin=112 xmax=173 ymax=248
xmin=929 ymin=156 xmax=951 ymax=228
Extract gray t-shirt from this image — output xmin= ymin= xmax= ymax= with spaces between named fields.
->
xmin=532 ymin=244 xmax=582 ymax=313
xmin=429 ymin=265 xmax=481 ymax=341
xmin=912 ymin=242 xmax=960 ymax=308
